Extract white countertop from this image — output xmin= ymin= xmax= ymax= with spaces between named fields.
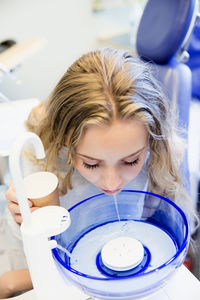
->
xmin=5 ymin=265 xmax=200 ymax=300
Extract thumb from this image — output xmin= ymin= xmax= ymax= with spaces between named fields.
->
xmin=30 ymin=207 xmax=40 ymax=213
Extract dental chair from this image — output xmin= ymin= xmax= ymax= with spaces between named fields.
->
xmin=136 ymin=0 xmax=199 ymax=207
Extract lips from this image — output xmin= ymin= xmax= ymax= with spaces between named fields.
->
xmin=102 ymin=188 xmax=121 ymax=195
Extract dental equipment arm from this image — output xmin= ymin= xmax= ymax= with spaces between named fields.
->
xmin=9 ymin=132 xmax=45 ymax=226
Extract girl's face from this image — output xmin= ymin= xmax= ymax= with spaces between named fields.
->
xmin=74 ymin=119 xmax=148 ymax=195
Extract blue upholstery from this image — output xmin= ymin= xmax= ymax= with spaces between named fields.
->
xmin=150 ymin=61 xmax=192 ymax=135
xmin=136 ymin=0 xmax=196 ymax=195
xmin=150 ymin=61 xmax=192 ymax=193
xmin=186 ymin=19 xmax=200 ymax=100
xmin=136 ymin=0 xmax=196 ymax=64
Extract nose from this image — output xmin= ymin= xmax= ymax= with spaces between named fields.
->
xmin=102 ymin=167 xmax=122 ymax=191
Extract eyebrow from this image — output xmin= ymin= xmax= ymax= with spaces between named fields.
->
xmin=76 ymin=147 xmax=146 ymax=161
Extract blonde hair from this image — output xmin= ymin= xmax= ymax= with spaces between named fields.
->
xmin=25 ymin=47 xmax=190 ymax=209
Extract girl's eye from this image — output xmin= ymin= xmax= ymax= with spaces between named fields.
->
xmin=123 ymin=158 xmax=140 ymax=166
xmin=82 ymin=162 xmax=99 ymax=169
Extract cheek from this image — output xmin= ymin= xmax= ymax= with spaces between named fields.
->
xmin=75 ymin=161 xmax=100 ymax=183
xmin=121 ymin=159 xmax=146 ymax=182
xmin=122 ymin=165 xmax=141 ymax=181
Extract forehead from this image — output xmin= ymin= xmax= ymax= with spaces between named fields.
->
xmin=75 ymin=119 xmax=148 ymax=160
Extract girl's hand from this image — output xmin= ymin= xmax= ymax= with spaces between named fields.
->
xmin=0 ymin=269 xmax=32 ymax=298
xmin=6 ymin=184 xmax=39 ymax=224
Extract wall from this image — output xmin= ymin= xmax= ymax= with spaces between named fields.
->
xmin=0 ymin=0 xmax=96 ymax=101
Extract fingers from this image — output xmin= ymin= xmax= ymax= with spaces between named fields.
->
xmin=6 ymin=184 xmax=21 ymax=223
xmin=30 ymin=206 xmax=40 ymax=213
xmin=6 ymin=184 xmax=35 ymax=224
xmin=5 ymin=184 xmax=17 ymax=204
xmin=8 ymin=199 xmax=33 ymax=213
xmin=8 ymin=205 xmax=39 ymax=224
xmin=9 ymin=206 xmax=39 ymax=224
xmin=7 ymin=200 xmax=23 ymax=224
xmin=14 ymin=214 xmax=23 ymax=224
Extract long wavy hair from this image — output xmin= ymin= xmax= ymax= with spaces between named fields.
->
xmin=25 ymin=47 xmax=190 ymax=210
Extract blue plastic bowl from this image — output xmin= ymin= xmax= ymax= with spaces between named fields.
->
xmin=52 ymin=190 xmax=189 ymax=299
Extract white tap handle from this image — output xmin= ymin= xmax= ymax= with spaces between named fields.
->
xmin=9 ymin=132 xmax=45 ymax=226
xmin=31 ymin=205 xmax=71 ymax=237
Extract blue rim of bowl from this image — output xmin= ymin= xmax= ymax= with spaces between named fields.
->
xmin=52 ymin=190 xmax=189 ymax=281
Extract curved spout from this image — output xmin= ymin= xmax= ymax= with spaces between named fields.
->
xmin=9 ymin=132 xmax=45 ymax=226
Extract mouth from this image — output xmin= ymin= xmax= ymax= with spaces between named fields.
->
xmin=101 ymin=188 xmax=121 ymax=195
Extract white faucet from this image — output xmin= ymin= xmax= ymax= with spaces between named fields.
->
xmin=8 ymin=132 xmax=80 ymax=300
xmin=9 ymin=132 xmax=45 ymax=226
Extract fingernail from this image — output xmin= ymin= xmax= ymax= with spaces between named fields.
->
xmin=28 ymin=201 xmax=32 ymax=207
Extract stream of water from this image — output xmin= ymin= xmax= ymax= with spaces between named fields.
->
xmin=113 ymin=194 xmax=120 ymax=221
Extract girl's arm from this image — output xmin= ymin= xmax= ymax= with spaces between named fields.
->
xmin=0 ymin=269 xmax=33 ymax=298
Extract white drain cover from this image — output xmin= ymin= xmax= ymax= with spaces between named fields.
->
xmin=101 ymin=236 xmax=144 ymax=271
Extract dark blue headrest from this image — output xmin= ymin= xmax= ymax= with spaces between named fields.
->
xmin=136 ymin=0 xmax=196 ymax=64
